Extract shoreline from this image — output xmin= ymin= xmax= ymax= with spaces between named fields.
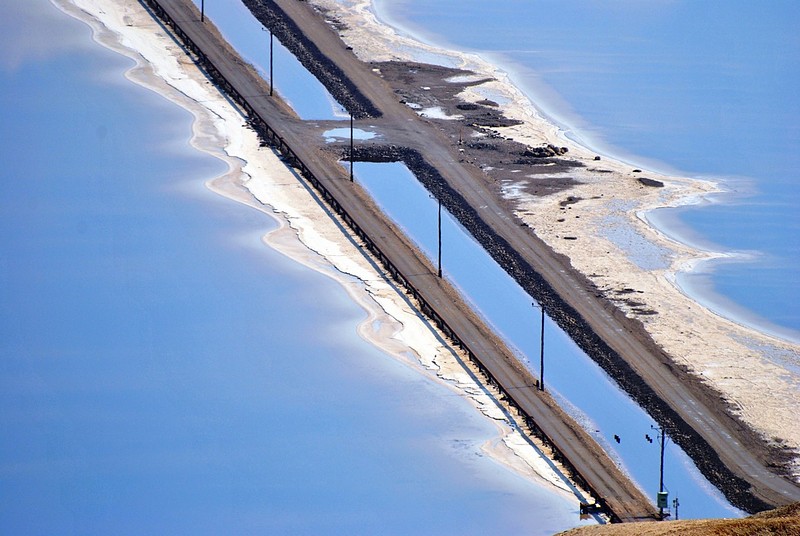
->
xmin=310 ymin=0 xmax=800 ymax=477
xmin=371 ymin=1 xmax=689 ymax=180
xmin=370 ymin=0 xmax=799 ymax=345
xmin=53 ymin=0 xmax=796 ymax=512
xmin=642 ymin=206 xmax=800 ymax=346
xmin=56 ymin=0 xmax=588 ymax=508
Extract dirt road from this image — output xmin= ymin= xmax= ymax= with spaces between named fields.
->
xmin=248 ymin=0 xmax=800 ymax=512
xmin=148 ymin=0 xmax=799 ymax=515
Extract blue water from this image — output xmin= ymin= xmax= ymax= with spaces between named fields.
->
xmin=355 ymin=162 xmax=738 ymax=519
xmin=374 ymin=0 xmax=800 ymax=341
xmin=0 ymin=2 xmax=589 ymax=533
xmin=190 ymin=0 xmax=346 ymax=119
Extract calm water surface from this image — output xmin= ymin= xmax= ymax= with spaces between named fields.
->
xmin=355 ymin=162 xmax=738 ymax=520
xmin=0 ymin=1 xmax=587 ymax=533
xmin=374 ymin=0 xmax=800 ymax=341
xmin=190 ymin=0 xmax=346 ymax=119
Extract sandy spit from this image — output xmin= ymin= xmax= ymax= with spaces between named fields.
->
xmin=311 ymin=0 xmax=800 ymax=475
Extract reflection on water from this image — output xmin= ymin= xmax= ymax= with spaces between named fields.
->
xmin=374 ymin=0 xmax=800 ymax=339
xmin=355 ymin=161 xmax=740 ymax=519
xmin=0 ymin=1 xmax=588 ymax=533
xmin=189 ymin=0 xmax=346 ymax=120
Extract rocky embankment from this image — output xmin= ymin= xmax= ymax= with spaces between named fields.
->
xmin=241 ymin=0 xmax=797 ymax=513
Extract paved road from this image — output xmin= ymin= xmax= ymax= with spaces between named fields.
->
xmin=146 ymin=0 xmax=798 ymax=518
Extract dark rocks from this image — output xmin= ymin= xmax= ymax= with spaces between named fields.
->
xmin=559 ymin=195 xmax=582 ymax=207
xmin=638 ymin=177 xmax=664 ymax=188
xmin=470 ymin=111 xmax=523 ymax=128
xmin=456 ymin=103 xmax=480 ymax=111
xmin=523 ymin=144 xmax=569 ymax=158
xmin=465 ymin=141 xmax=501 ymax=151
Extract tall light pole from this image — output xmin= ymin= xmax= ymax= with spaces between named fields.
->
xmin=532 ymin=302 xmax=545 ymax=391
xmin=261 ymin=27 xmax=274 ymax=96
xmin=429 ymin=195 xmax=442 ymax=277
xmin=200 ymin=0 xmax=205 ymax=22
xmin=349 ymin=113 xmax=354 ymax=181
xmin=648 ymin=424 xmax=669 ymax=519
xmin=436 ymin=197 xmax=442 ymax=278
xmin=269 ymin=29 xmax=273 ymax=96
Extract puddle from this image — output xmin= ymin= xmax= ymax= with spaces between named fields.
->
xmin=323 ymin=127 xmax=378 ymax=142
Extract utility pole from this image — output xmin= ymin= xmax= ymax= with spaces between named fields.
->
xmin=673 ymin=497 xmax=680 ymax=520
xmin=200 ymin=0 xmax=205 ymax=22
xmin=649 ymin=424 xmax=669 ymax=519
xmin=261 ymin=27 xmax=274 ymax=96
xmin=660 ymin=429 xmax=666 ymax=503
xmin=428 ymin=194 xmax=442 ymax=277
xmin=269 ymin=29 xmax=273 ymax=96
xmin=436 ymin=197 xmax=442 ymax=278
xmin=532 ymin=302 xmax=545 ymax=391
xmin=349 ymin=113 xmax=354 ymax=181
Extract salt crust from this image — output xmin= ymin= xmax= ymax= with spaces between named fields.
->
xmin=55 ymin=0 xmax=585 ymax=500
xmin=316 ymin=0 xmax=800 ymax=475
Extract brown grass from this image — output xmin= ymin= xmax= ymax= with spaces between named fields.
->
xmin=556 ymin=503 xmax=800 ymax=536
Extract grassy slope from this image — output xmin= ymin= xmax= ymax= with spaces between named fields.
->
xmin=557 ymin=503 xmax=800 ymax=536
